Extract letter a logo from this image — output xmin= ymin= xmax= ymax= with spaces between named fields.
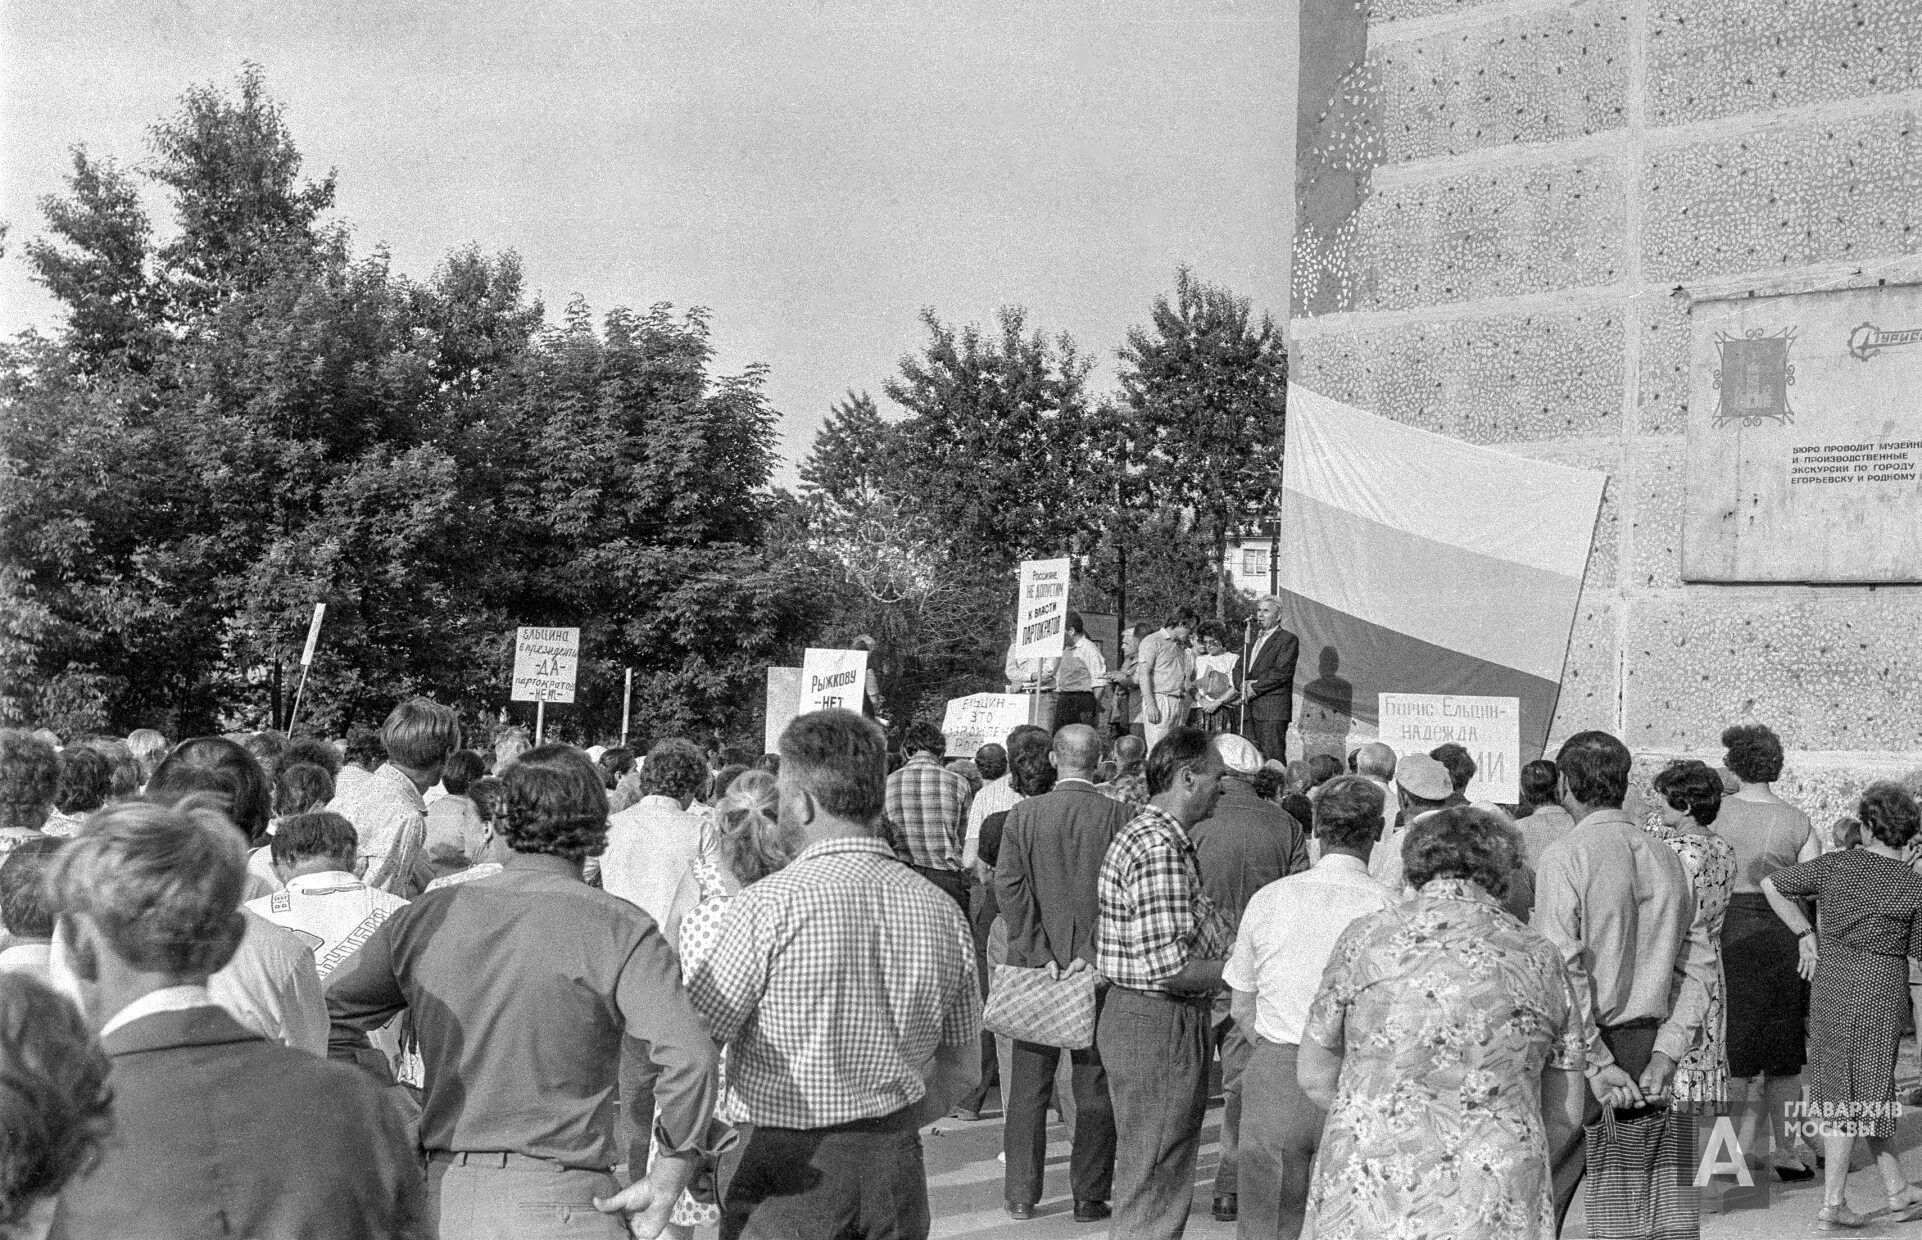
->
xmin=1694 ymin=1117 xmax=1752 ymax=1187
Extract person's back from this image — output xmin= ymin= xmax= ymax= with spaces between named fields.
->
xmin=1536 ymin=812 xmax=1693 ymax=1023
xmin=1517 ymin=802 xmax=1577 ymax=869
xmin=999 ymin=775 xmax=1130 ymax=970
xmin=1718 ymin=796 xmax=1813 ymax=891
xmin=1191 ymin=747 xmax=1309 ymax=929
xmin=603 ymin=738 xmax=710 ymax=926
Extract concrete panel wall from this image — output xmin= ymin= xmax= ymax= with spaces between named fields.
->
xmin=1291 ymin=0 xmax=1922 ymax=815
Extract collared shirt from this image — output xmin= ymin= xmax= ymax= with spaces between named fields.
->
xmin=1223 ymin=854 xmax=1393 ymax=1043
xmin=1136 ymin=628 xmax=1188 ymax=701
xmin=424 ymin=861 xmax=503 ymax=892
xmin=422 ymin=794 xmax=485 ymax=882
xmin=246 ymin=872 xmax=409 ymax=982
xmin=327 ymin=852 xmax=719 ymax=1167
xmin=1099 ymin=771 xmax=1149 ymax=809
xmin=208 ymin=910 xmax=329 ymax=1056
xmin=965 ymin=775 xmax=1022 ymax=870
xmin=1095 ymin=803 xmax=1234 ymax=992
xmin=326 ymin=763 xmax=427 ymax=894
xmin=1532 ymin=807 xmax=1711 ymax=1068
xmin=884 ymin=754 xmax=971 ymax=872
xmin=100 ymin=984 xmax=216 ymax=1040
xmin=1056 ymin=635 xmax=1109 ymax=694
xmin=602 ymin=794 xmax=706 ymax=926
xmin=0 ymin=941 xmax=50 ymax=982
xmin=686 ymin=835 xmax=980 ymax=1129
xmin=1191 ymin=781 xmax=1311 ymax=928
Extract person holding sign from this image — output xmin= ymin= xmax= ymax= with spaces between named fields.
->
xmin=1005 ymin=612 xmax=1108 ymax=731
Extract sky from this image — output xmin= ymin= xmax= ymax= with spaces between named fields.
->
xmin=2 ymin=0 xmax=1296 ymax=482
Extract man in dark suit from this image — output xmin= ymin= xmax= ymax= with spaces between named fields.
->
xmin=44 ymin=797 xmax=422 ymax=1240
xmin=1241 ymin=595 xmax=1300 ymax=762
xmin=993 ymin=724 xmax=1130 ymax=1223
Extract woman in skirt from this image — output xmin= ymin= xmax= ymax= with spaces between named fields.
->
xmin=1764 ymin=782 xmax=1922 ymax=1229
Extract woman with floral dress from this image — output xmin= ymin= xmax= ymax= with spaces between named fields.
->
xmin=1298 ymin=807 xmax=1586 ymax=1240
xmin=1649 ymin=760 xmax=1737 ymax=1108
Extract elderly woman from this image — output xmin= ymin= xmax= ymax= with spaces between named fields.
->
xmin=1764 ymin=782 xmax=1922 ymax=1228
xmin=1298 ymin=807 xmax=1585 ymax=1240
xmin=1650 ymin=760 xmax=1737 ymax=1109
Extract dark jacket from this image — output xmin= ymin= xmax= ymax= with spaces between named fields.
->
xmin=52 ymin=1005 xmax=422 ymax=1240
xmin=1190 ymin=780 xmax=1310 ymax=929
xmin=995 ymin=780 xmax=1132 ymax=970
xmin=1244 ymin=625 xmax=1300 ymax=723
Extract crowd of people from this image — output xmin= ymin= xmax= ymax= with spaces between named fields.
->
xmin=2 ymin=622 xmax=1922 ymax=1239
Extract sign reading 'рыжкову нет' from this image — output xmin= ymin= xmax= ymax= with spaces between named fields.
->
xmin=799 ymin=648 xmax=868 ymax=715
xmin=511 ymin=627 xmax=579 ymax=703
xmin=1012 ymin=557 xmax=1071 ymax=661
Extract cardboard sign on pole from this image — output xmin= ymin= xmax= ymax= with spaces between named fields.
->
xmin=940 ymin=693 xmax=1033 ymax=759
xmin=799 ymin=649 xmax=868 ymax=715
xmin=764 ymin=667 xmax=803 ymax=754
xmin=1013 ymin=557 xmax=1071 ymax=661
xmin=512 ymin=627 xmax=580 ymax=704
xmin=1375 ymin=693 xmax=1522 ymax=804
xmin=300 ymin=603 xmax=327 ymax=666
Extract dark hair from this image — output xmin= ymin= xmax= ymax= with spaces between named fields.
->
xmin=1065 ymin=610 xmax=1086 ymax=638
xmin=500 ymin=745 xmax=609 ymax=862
xmin=1429 ymin=743 xmax=1476 ymax=794
xmin=640 ymin=739 xmax=709 ymax=803
xmin=1146 ymin=727 xmax=1215 ymax=797
xmin=468 ymin=775 xmax=504 ymax=825
xmin=382 ymin=698 xmax=462 ymax=769
xmin=0 ymin=730 xmax=61 ymax=833
xmin=1653 ymin=759 xmax=1724 ymax=827
xmin=779 ymin=710 xmax=888 ymax=826
xmin=1858 ymin=782 xmax=1921 ymax=850
xmin=719 ymin=745 xmax=755 ymax=769
xmin=1306 ymin=753 xmax=1342 ymax=788
xmin=85 ymin=740 xmax=141 ymax=801
xmin=271 ymin=762 xmax=335 ymax=820
xmin=1314 ymin=775 xmax=1386 ymax=851
xmin=755 ymin=753 xmax=781 ymax=777
xmin=974 ymin=743 xmax=1008 ymax=782
xmin=903 ymin=719 xmax=947 ymax=757
xmin=53 ymin=747 xmax=113 ymax=816
xmin=441 ymin=750 xmax=485 ymax=798
xmin=1197 ymin=619 xmax=1229 ymax=646
xmin=343 ymin=726 xmax=384 ymax=769
xmin=1131 ymin=622 xmax=1156 ymax=641
xmin=269 ymin=811 xmax=359 ymax=866
xmin=281 ymin=737 xmax=342 ymax=779
xmin=1518 ymin=759 xmax=1559 ymax=810
xmin=709 ymin=764 xmax=749 ymax=804
xmin=1250 ymin=767 xmax=1285 ymax=801
xmin=1403 ymin=806 xmax=1520 ymax=900
xmin=0 ymin=837 xmax=62 ymax=938
xmin=1721 ymin=723 xmax=1785 ymax=785
xmin=1007 ymin=726 xmax=1057 ymax=798
xmin=243 ymin=732 xmax=287 ymax=771
xmin=1164 ymin=606 xmax=1200 ymax=630
xmin=0 ymin=972 xmax=114 ymax=1227
xmin=146 ymin=737 xmax=273 ymax=845
xmin=596 ymin=746 xmax=636 ymax=788
xmin=1346 ymin=749 xmax=1360 ymax=773
xmin=1554 ymin=731 xmax=1630 ymax=810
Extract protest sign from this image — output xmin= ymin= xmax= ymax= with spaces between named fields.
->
xmin=1376 ymin=693 xmax=1522 ymax=803
xmin=511 ymin=627 xmax=580 ymax=704
xmin=765 ymin=667 xmax=803 ymax=754
xmin=941 ymin=693 xmax=1033 ymax=758
xmin=1013 ymin=557 xmax=1071 ymax=661
xmin=800 ymin=648 xmax=868 ymax=715
xmin=299 ymin=603 xmax=327 ymax=666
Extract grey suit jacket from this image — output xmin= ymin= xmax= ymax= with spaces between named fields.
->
xmin=995 ymin=781 xmax=1133 ymax=970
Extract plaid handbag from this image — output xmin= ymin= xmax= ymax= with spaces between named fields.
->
xmin=982 ymin=962 xmax=1099 ymax=1049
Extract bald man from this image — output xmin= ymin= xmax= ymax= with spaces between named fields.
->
xmin=1350 ymin=742 xmax=1399 ymax=860
xmin=993 ymin=725 xmax=1130 ymax=1221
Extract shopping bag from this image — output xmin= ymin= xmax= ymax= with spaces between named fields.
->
xmin=982 ymin=961 xmax=1098 ymax=1049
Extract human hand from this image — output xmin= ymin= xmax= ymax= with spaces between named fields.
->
xmin=593 ymin=1178 xmax=674 ymax=1240
xmin=1797 ymin=934 xmax=1818 ymax=981
xmin=1062 ymin=957 xmax=1091 ymax=975
xmin=1145 ymin=706 xmax=1161 ymax=725
xmin=1638 ymin=1051 xmax=1676 ymax=1102
xmin=1588 ymin=1063 xmax=1644 ymax=1110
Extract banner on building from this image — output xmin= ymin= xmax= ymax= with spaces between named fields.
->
xmin=511 ymin=627 xmax=580 ymax=704
xmin=1013 ymin=557 xmax=1071 ymax=661
xmin=1277 ymin=385 xmax=1606 ymax=761
xmin=799 ymin=648 xmax=868 ymax=715
xmin=1377 ymin=693 xmax=1522 ymax=803
xmin=942 ymin=693 xmax=1033 ymax=759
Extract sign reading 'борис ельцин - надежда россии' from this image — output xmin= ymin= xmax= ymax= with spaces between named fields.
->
xmin=511 ymin=627 xmax=579 ymax=704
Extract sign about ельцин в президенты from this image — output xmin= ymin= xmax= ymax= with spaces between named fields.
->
xmin=1683 ymin=282 xmax=1922 ymax=582
xmin=1377 ymin=693 xmax=1521 ymax=805
xmin=511 ymin=627 xmax=579 ymax=703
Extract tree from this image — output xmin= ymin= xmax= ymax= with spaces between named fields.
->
xmin=1118 ymin=268 xmax=1288 ymax=617
xmin=24 ymin=150 xmax=158 ymax=368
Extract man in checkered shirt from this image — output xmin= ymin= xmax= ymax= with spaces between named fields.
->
xmin=882 ymin=718 xmax=973 ymax=913
xmin=1094 ymin=725 xmax=1235 ymax=1240
xmin=687 ymin=709 xmax=982 ymax=1240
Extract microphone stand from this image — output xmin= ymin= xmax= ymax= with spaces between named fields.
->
xmin=1238 ymin=615 xmax=1254 ymax=736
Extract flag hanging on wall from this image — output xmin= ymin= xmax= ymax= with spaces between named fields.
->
xmin=1276 ymin=384 xmax=1609 ymax=760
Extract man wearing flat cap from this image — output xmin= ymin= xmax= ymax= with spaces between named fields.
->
xmin=1189 ymin=733 xmax=1310 ymax=1222
xmin=1369 ymin=752 xmax=1453 ymax=895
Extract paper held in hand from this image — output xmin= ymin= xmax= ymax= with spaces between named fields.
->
xmin=512 ymin=627 xmax=580 ymax=704
xmin=799 ymin=648 xmax=868 ymax=715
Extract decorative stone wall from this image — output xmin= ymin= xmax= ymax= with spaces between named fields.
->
xmin=1290 ymin=0 xmax=1922 ymax=824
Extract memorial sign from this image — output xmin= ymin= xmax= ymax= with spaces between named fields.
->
xmin=1683 ymin=283 xmax=1922 ymax=582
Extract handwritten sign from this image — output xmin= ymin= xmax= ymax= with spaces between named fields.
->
xmin=1012 ymin=557 xmax=1071 ymax=661
xmin=764 ymin=667 xmax=803 ymax=754
xmin=511 ymin=627 xmax=580 ymax=704
xmin=800 ymin=648 xmax=868 ymax=715
xmin=941 ymin=693 xmax=1033 ymax=759
xmin=1376 ymin=693 xmax=1521 ymax=804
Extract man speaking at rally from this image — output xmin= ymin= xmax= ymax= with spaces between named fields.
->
xmin=1242 ymin=596 xmax=1299 ymax=762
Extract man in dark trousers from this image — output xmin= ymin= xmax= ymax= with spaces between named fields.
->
xmin=1190 ymin=733 xmax=1310 ymax=1222
xmin=993 ymin=724 xmax=1130 ymax=1222
xmin=1241 ymin=595 xmax=1300 ymax=762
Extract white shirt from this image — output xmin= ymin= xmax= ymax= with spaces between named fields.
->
xmin=425 ymin=861 xmax=504 ymax=892
xmin=326 ymin=763 xmax=427 ymax=894
xmin=246 ymin=871 xmax=409 ymax=981
xmin=207 ymin=909 xmax=329 ymax=1055
xmin=1223 ymin=853 xmax=1394 ymax=1044
xmin=963 ymin=774 xmax=1022 ymax=871
xmin=0 ymin=942 xmax=51 ymax=982
xmin=1370 ymin=805 xmax=1441 ymax=895
xmin=602 ymin=794 xmax=706 ymax=927
xmin=100 ymin=983 xmax=216 ymax=1040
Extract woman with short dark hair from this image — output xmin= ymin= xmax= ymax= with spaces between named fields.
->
xmin=1650 ymin=759 xmax=1737 ymax=1109
xmin=1298 ymin=807 xmax=1583 ymax=1240
xmin=1764 ymin=782 xmax=1922 ymax=1226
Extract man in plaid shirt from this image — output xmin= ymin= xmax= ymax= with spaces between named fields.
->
xmin=1095 ymin=726 xmax=1234 ymax=1240
xmin=883 ymin=719 xmax=973 ymax=912
xmin=687 ymin=709 xmax=981 ymax=1240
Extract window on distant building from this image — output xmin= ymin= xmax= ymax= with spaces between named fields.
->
xmin=1242 ymin=548 xmax=1269 ymax=577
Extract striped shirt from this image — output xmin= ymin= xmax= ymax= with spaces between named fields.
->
xmin=686 ymin=835 xmax=981 ymax=1129
xmin=883 ymin=754 xmax=971 ymax=871
xmin=1096 ymin=803 xmax=1234 ymax=992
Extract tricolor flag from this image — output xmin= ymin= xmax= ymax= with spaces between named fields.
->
xmin=1276 ymin=385 xmax=1608 ymax=759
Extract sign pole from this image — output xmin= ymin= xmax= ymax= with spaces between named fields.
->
xmin=288 ymin=664 xmax=313 ymax=735
xmin=286 ymin=603 xmax=327 ymax=736
xmin=536 ymin=692 xmax=546 ymax=748
xmin=621 ymin=667 xmax=633 ymax=748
